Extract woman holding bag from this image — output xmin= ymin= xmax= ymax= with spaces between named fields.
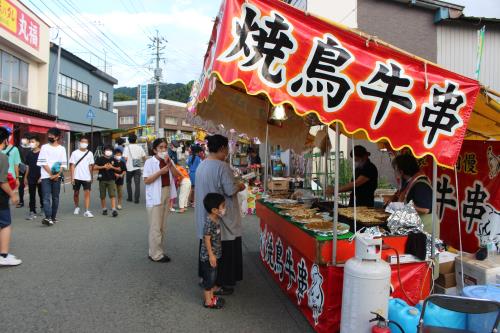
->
xmin=143 ymin=138 xmax=181 ymax=263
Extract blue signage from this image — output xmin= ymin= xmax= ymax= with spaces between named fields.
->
xmin=86 ymin=108 xmax=96 ymax=120
xmin=139 ymin=84 xmax=148 ymax=126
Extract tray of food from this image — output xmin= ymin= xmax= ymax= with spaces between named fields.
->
xmin=304 ymin=221 xmax=350 ymax=235
xmin=274 ymin=203 xmax=305 ymax=210
xmin=337 ymin=207 xmax=390 ymax=226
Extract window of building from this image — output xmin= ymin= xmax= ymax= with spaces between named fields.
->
xmin=99 ymin=91 xmax=109 ymax=110
xmin=119 ymin=116 xmax=135 ymax=125
xmin=57 ymin=73 xmax=89 ymax=104
xmin=181 ymin=120 xmax=191 ymax=127
xmin=164 ymin=117 xmax=178 ymax=126
xmin=0 ymin=50 xmax=29 ymax=106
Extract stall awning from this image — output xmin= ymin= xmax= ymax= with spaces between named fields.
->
xmin=0 ymin=110 xmax=70 ymax=131
xmin=466 ymin=93 xmax=500 ymax=140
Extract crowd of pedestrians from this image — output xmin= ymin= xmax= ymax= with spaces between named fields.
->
xmin=0 ymin=127 xmax=246 ymax=309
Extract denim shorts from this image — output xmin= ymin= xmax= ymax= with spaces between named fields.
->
xmin=0 ymin=209 xmax=12 ymax=228
xmin=200 ymin=260 xmax=220 ymax=291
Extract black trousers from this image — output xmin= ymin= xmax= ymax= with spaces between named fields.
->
xmin=28 ymin=182 xmax=43 ymax=213
xmin=18 ymin=174 xmax=25 ymax=204
xmin=126 ymin=169 xmax=141 ymax=202
xmin=198 ymin=237 xmax=243 ymax=287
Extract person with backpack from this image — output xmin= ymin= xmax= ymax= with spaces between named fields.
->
xmin=69 ymin=136 xmax=95 ymax=218
xmin=94 ymin=146 xmax=120 ymax=217
xmin=37 ymin=128 xmax=67 ymax=226
xmin=24 ymin=134 xmax=43 ymax=220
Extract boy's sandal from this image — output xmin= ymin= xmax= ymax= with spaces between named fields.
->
xmin=203 ymin=296 xmax=224 ymax=309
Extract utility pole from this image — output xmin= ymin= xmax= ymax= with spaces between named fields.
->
xmin=54 ymin=37 xmax=62 ymax=119
xmin=149 ymin=30 xmax=167 ymax=138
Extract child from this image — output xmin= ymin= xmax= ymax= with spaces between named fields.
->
xmin=113 ymin=149 xmax=127 ymax=210
xmin=94 ymin=146 xmax=119 ymax=217
xmin=200 ymin=192 xmax=226 ymax=309
xmin=176 ymin=164 xmax=191 ymax=213
xmin=69 ymin=136 xmax=94 ymax=218
xmin=24 ymin=134 xmax=43 ymax=220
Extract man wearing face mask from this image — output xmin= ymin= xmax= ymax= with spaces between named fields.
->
xmin=16 ymin=133 xmax=31 ymax=208
xmin=69 ymin=137 xmax=95 ymax=218
xmin=339 ymin=145 xmax=378 ymax=207
xmin=94 ymin=146 xmax=120 ymax=217
xmin=143 ymin=138 xmax=181 ymax=262
xmin=37 ymin=128 xmax=67 ymax=226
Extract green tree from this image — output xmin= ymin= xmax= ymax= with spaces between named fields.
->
xmin=114 ymin=92 xmax=135 ymax=101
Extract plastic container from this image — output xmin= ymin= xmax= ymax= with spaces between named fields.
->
xmin=388 ymin=298 xmax=420 ymax=333
xmin=415 ymin=300 xmax=467 ymax=330
xmin=462 ymin=285 xmax=500 ymax=333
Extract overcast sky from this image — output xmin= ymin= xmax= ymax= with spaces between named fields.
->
xmin=27 ymin=0 xmax=500 ymax=88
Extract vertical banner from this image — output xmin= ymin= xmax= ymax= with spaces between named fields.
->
xmin=138 ymin=84 xmax=148 ymax=126
xmin=475 ymin=26 xmax=486 ymax=80
xmin=423 ymin=141 xmax=500 ymax=252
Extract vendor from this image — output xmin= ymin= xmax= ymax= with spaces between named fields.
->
xmin=339 ymin=145 xmax=378 ymax=207
xmin=248 ymin=148 xmax=261 ymax=165
xmin=391 ymin=154 xmax=436 ymax=236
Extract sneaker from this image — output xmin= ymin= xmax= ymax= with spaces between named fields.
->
xmin=74 ymin=207 xmax=80 ymax=215
xmin=51 ymin=218 xmax=59 ymax=224
xmin=102 ymin=209 xmax=108 ymax=216
xmin=169 ymin=208 xmax=176 ymax=212
xmin=117 ymin=205 xmax=123 ymax=210
xmin=25 ymin=211 xmax=36 ymax=220
xmin=83 ymin=211 xmax=94 ymax=218
xmin=0 ymin=254 xmax=22 ymax=266
xmin=112 ymin=210 xmax=118 ymax=217
xmin=41 ymin=218 xmax=52 ymax=226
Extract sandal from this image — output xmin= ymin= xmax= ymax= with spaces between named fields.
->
xmin=203 ymin=296 xmax=224 ymax=309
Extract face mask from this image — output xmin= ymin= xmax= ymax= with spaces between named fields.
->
xmin=48 ymin=137 xmax=55 ymax=144
xmin=115 ymin=156 xmax=122 ymax=161
xmin=158 ymin=151 xmax=167 ymax=160
xmin=80 ymin=143 xmax=88 ymax=149
xmin=218 ymin=208 xmax=227 ymax=217
xmin=104 ymin=151 xmax=112 ymax=157
xmin=29 ymin=142 xmax=37 ymax=149
xmin=21 ymin=139 xmax=29 ymax=147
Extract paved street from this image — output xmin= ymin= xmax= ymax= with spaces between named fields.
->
xmin=0 ymin=184 xmax=313 ymax=333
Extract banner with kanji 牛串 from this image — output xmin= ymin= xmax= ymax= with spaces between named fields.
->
xmin=195 ymin=0 xmax=481 ymax=168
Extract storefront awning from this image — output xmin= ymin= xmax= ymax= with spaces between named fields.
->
xmin=1 ymin=110 xmax=70 ymax=131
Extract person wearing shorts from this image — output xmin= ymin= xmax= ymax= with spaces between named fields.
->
xmin=94 ymin=146 xmax=119 ymax=217
xmin=70 ymin=137 xmax=94 ymax=218
xmin=113 ymin=149 xmax=127 ymax=210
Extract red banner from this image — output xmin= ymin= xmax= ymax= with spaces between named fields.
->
xmin=196 ymin=0 xmax=480 ymax=168
xmin=0 ymin=0 xmax=40 ymax=50
xmin=422 ymin=141 xmax=500 ymax=253
xmin=259 ymin=220 xmax=431 ymax=333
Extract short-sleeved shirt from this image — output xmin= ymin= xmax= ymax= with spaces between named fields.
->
xmin=200 ymin=216 xmax=222 ymax=261
xmin=25 ymin=150 xmax=41 ymax=184
xmin=123 ymin=144 xmax=146 ymax=171
xmin=0 ymin=154 xmax=10 ymax=210
xmin=405 ymin=178 xmax=433 ymax=212
xmin=1 ymin=145 xmax=21 ymax=177
xmin=143 ymin=156 xmax=162 ymax=207
xmin=349 ymin=159 xmax=378 ymax=207
xmin=37 ymin=144 xmax=67 ymax=179
xmin=69 ymin=149 xmax=94 ymax=181
xmin=194 ymin=159 xmax=241 ymax=241
xmin=95 ymin=156 xmax=116 ymax=181
xmin=114 ymin=160 xmax=127 ymax=186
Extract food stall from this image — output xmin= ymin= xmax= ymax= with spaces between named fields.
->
xmin=188 ymin=0 xmax=498 ymax=331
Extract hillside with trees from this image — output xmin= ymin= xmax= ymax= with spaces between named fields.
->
xmin=114 ymin=81 xmax=194 ymax=103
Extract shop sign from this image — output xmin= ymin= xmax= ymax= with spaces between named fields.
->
xmin=0 ymin=0 xmax=40 ymax=50
xmin=195 ymin=0 xmax=481 ymax=168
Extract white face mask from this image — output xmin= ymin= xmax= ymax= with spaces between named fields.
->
xmin=80 ymin=142 xmax=88 ymax=149
xmin=115 ymin=156 xmax=122 ymax=161
xmin=158 ymin=151 xmax=167 ymax=160
xmin=218 ymin=208 xmax=227 ymax=217
xmin=29 ymin=142 xmax=37 ymax=149
xmin=104 ymin=150 xmax=112 ymax=157
xmin=21 ymin=139 xmax=29 ymax=147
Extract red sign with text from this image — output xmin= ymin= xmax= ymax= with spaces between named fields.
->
xmin=195 ymin=0 xmax=480 ymax=168
xmin=422 ymin=141 xmax=500 ymax=253
xmin=0 ymin=0 xmax=40 ymax=50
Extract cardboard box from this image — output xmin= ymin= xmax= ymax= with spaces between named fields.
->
xmin=436 ymin=272 xmax=456 ymax=288
xmin=455 ymin=254 xmax=500 ymax=292
xmin=439 ymin=251 xmax=458 ymax=274
xmin=434 ymin=284 xmax=458 ymax=295
xmin=268 ymin=179 xmax=289 ymax=192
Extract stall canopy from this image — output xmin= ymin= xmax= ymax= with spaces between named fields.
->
xmin=188 ymin=0 xmax=500 ymax=169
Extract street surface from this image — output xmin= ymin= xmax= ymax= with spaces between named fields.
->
xmin=0 ymin=183 xmax=313 ymax=333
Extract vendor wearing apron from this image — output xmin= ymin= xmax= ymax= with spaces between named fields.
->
xmin=339 ymin=145 xmax=378 ymax=207
xmin=391 ymin=154 xmax=437 ymax=238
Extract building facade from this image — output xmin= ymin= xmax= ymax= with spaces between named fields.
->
xmin=0 ymin=0 xmax=67 ymax=142
xmin=48 ymin=44 xmax=118 ymax=150
xmin=114 ymin=99 xmax=193 ymax=139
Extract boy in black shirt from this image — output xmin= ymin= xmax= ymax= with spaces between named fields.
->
xmin=94 ymin=146 xmax=120 ymax=217
xmin=24 ymin=134 xmax=43 ymax=220
xmin=113 ymin=149 xmax=127 ymax=210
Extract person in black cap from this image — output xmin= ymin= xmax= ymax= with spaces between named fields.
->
xmin=339 ymin=145 xmax=378 ymax=207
